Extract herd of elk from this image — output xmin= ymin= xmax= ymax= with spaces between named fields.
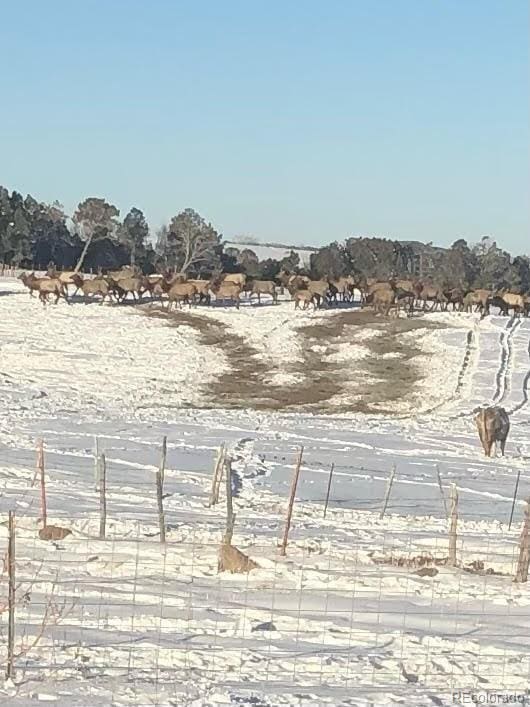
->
xmin=17 ymin=266 xmax=530 ymax=317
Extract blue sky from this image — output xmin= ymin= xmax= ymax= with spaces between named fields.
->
xmin=1 ymin=0 xmax=528 ymax=250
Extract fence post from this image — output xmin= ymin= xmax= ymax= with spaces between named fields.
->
xmin=323 ymin=463 xmax=335 ymax=519
xmin=508 ymin=469 xmax=522 ymax=531
xmin=99 ymin=453 xmax=107 ymax=540
xmin=94 ymin=437 xmax=100 ymax=492
xmin=379 ymin=464 xmax=396 ymax=520
xmin=32 ymin=439 xmax=43 ymax=488
xmin=6 ymin=510 xmax=16 ymax=680
xmin=38 ymin=440 xmax=47 ymax=528
xmin=209 ymin=444 xmax=225 ymax=507
xmin=159 ymin=436 xmax=167 ymax=488
xmin=448 ymin=483 xmax=459 ymax=567
xmin=156 ymin=469 xmax=166 ymax=545
xmin=280 ymin=446 xmax=304 ymax=556
xmin=514 ymin=497 xmax=530 ymax=583
xmin=223 ymin=457 xmax=235 ymax=546
xmin=436 ymin=465 xmax=448 ymax=518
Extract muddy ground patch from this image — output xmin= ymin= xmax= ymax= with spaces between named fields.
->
xmin=143 ymin=307 xmax=446 ymax=414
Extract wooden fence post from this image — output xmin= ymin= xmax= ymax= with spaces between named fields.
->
xmin=514 ymin=497 xmax=530 ymax=583
xmin=436 ymin=465 xmax=448 ymax=519
xmin=156 ymin=469 xmax=166 ymax=544
xmin=38 ymin=440 xmax=47 ymax=528
xmin=159 ymin=436 xmax=167 ymax=487
xmin=213 ymin=447 xmax=226 ymax=505
xmin=323 ymin=463 xmax=335 ymax=519
xmin=209 ymin=444 xmax=225 ymax=507
xmin=509 ymin=469 xmax=522 ymax=531
xmin=94 ymin=437 xmax=100 ymax=491
xmin=99 ymin=453 xmax=107 ymax=540
xmin=32 ymin=439 xmax=42 ymax=488
xmin=6 ymin=510 xmax=16 ymax=680
xmin=223 ymin=457 xmax=235 ymax=546
xmin=280 ymin=446 xmax=304 ymax=556
xmin=448 ymin=483 xmax=459 ymax=567
xmin=379 ymin=465 xmax=396 ymax=520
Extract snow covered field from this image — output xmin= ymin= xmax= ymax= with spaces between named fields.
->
xmin=1 ymin=278 xmax=530 ymax=706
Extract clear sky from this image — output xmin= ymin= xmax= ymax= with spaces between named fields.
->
xmin=1 ymin=0 xmax=528 ymax=251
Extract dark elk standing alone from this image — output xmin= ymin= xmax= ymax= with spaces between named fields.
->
xmin=475 ymin=406 xmax=510 ymax=457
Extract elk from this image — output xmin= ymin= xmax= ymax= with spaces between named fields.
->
xmin=222 ymin=273 xmax=246 ymax=287
xmin=19 ymin=272 xmax=69 ymax=305
xmin=166 ymin=282 xmax=197 ymax=310
xmin=465 ymin=289 xmax=492 ymax=316
xmin=307 ymin=280 xmax=331 ymax=308
xmin=283 ymin=274 xmax=310 ymax=296
xmin=211 ymin=280 xmax=241 ymax=309
xmin=370 ymin=286 xmax=395 ymax=316
xmin=329 ymin=276 xmax=354 ymax=303
xmin=109 ymin=275 xmax=148 ymax=303
xmin=71 ymin=274 xmax=114 ymax=305
xmin=47 ymin=266 xmax=79 ymax=295
xmin=443 ymin=287 xmax=465 ymax=312
xmin=496 ymin=290 xmax=526 ymax=316
xmin=107 ymin=265 xmax=139 ymax=282
xmin=187 ymin=279 xmax=211 ymax=305
xmin=248 ymin=280 xmax=277 ymax=304
xmin=294 ymin=290 xmax=315 ymax=310
xmin=414 ymin=283 xmax=447 ymax=311
xmin=475 ymin=406 xmax=510 ymax=457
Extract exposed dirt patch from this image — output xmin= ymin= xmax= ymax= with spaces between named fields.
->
xmin=142 ymin=306 xmax=447 ymax=414
xmin=296 ymin=311 xmax=446 ymax=414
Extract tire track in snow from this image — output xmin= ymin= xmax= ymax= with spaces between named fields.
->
xmin=492 ymin=316 xmax=520 ymax=406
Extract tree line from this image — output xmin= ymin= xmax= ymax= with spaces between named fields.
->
xmin=1 ymin=185 xmax=528 ymax=291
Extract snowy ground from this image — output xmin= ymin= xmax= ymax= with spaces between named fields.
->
xmin=1 ymin=278 xmax=530 ymax=706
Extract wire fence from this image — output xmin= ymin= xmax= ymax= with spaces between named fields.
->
xmin=1 ymin=437 xmax=530 ymax=706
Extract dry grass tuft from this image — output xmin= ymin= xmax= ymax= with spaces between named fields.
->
xmin=218 ymin=543 xmax=258 ymax=573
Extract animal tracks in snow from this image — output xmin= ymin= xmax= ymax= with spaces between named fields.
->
xmin=492 ymin=316 xmax=521 ymax=406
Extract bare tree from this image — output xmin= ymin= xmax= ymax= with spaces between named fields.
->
xmin=165 ymin=208 xmax=221 ymax=275
xmin=72 ymin=197 xmax=120 ymax=272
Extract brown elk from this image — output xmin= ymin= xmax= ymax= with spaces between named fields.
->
xmin=71 ymin=274 xmax=113 ymax=305
xmin=294 ymin=290 xmax=315 ymax=310
xmin=282 ymin=273 xmax=310 ymax=296
xmin=187 ymin=279 xmax=211 ymax=305
xmin=222 ymin=273 xmax=246 ymax=287
xmin=166 ymin=282 xmax=197 ymax=310
xmin=371 ymin=286 xmax=395 ymax=316
xmin=47 ymin=266 xmax=79 ymax=295
xmin=107 ymin=265 xmax=139 ymax=282
xmin=414 ymin=283 xmax=447 ymax=311
xmin=444 ymin=287 xmax=465 ymax=311
xmin=109 ymin=275 xmax=149 ymax=303
xmin=329 ymin=276 xmax=355 ymax=302
xmin=307 ymin=280 xmax=331 ymax=308
xmin=20 ymin=272 xmax=69 ymax=305
xmin=210 ymin=280 xmax=241 ymax=309
xmin=248 ymin=280 xmax=277 ymax=304
xmin=496 ymin=290 xmax=526 ymax=316
xmin=465 ymin=289 xmax=492 ymax=315
xmin=474 ymin=406 xmax=510 ymax=457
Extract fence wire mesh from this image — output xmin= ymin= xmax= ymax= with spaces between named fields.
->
xmin=1 ymin=438 xmax=530 ymax=706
